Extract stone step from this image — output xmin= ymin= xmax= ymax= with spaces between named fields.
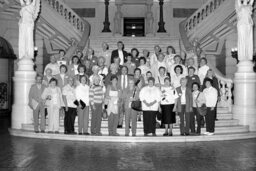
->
xmin=10 ymin=129 xmax=256 ymax=142
xmin=22 ymin=124 xmax=249 ymax=136
xmin=57 ymin=119 xmax=239 ymax=128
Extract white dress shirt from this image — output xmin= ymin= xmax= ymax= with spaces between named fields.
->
xmin=62 ymin=84 xmax=77 ymax=108
xmin=198 ymin=65 xmax=210 ymax=85
xmin=181 ymin=87 xmax=186 ymax=104
xmin=139 ymin=86 xmax=161 ymax=111
xmin=203 ymin=86 xmax=218 ymax=107
xmin=75 ymin=84 xmax=90 ymax=106
xmin=118 ymin=50 xmax=124 ymax=65
xmin=171 ymin=74 xmax=184 ymax=88
xmin=121 ymin=75 xmax=128 ymax=89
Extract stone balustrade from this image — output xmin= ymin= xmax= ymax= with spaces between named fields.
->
xmin=44 ymin=0 xmax=85 ymax=33
xmin=184 ymin=0 xmax=226 ymax=33
xmin=216 ymin=74 xmax=233 ymax=112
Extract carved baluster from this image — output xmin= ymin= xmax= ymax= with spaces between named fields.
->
xmin=60 ymin=5 xmax=63 ymax=15
xmin=219 ymin=80 xmax=226 ymax=107
xmin=193 ymin=16 xmax=196 ymax=27
xmin=226 ymin=82 xmax=233 ymax=112
xmin=73 ymin=15 xmax=76 ymax=27
xmin=205 ymin=5 xmax=209 ymax=17
xmin=64 ymin=9 xmax=67 ymax=19
xmin=81 ymin=23 xmax=84 ymax=31
xmin=201 ymin=9 xmax=204 ymax=21
xmin=210 ymin=2 xmax=213 ymax=13
xmin=68 ymin=12 xmax=72 ymax=23
xmin=197 ymin=13 xmax=200 ymax=23
xmin=55 ymin=1 xmax=59 ymax=12
xmin=189 ymin=19 xmax=192 ymax=30
xmin=77 ymin=18 xmax=80 ymax=30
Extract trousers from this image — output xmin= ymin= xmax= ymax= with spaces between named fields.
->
xmin=125 ymin=108 xmax=137 ymax=135
xmin=91 ymin=103 xmax=102 ymax=134
xmin=47 ymin=105 xmax=60 ymax=132
xmin=178 ymin=105 xmax=190 ymax=134
xmin=205 ymin=107 xmax=215 ymax=133
xmin=33 ymin=104 xmax=45 ymax=131
xmin=77 ymin=106 xmax=89 ymax=133
xmin=108 ymin=113 xmax=119 ymax=135
xmin=64 ymin=107 xmax=77 ymax=133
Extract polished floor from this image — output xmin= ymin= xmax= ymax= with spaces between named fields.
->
xmin=1 ymin=117 xmax=256 ymax=171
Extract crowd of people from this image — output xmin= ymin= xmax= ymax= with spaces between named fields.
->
xmin=28 ymin=41 xmax=220 ymax=137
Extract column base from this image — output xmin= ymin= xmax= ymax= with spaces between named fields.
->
xmin=12 ymin=58 xmax=36 ymax=129
xmin=233 ymin=60 xmax=256 ymax=131
xmin=155 ymin=32 xmax=169 ymax=38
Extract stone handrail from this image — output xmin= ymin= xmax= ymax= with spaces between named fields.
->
xmin=184 ymin=0 xmax=226 ymax=34
xmin=208 ymin=63 xmax=233 ymax=113
xmin=44 ymin=0 xmax=91 ymax=53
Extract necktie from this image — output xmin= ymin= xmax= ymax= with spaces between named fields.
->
xmin=123 ymin=75 xmax=125 ymax=89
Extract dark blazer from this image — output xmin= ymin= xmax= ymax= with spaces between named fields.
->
xmin=176 ymin=86 xmax=193 ymax=113
xmin=111 ymin=49 xmax=128 ymax=64
xmin=186 ymin=75 xmax=201 ymax=89
xmin=28 ymin=84 xmax=46 ymax=109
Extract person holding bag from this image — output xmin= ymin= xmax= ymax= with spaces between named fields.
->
xmin=191 ymin=82 xmax=206 ymax=135
xmin=123 ymin=79 xmax=139 ymax=136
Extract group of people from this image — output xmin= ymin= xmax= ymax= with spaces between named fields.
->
xmin=28 ymin=41 xmax=220 ymax=137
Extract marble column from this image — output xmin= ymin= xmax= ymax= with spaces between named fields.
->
xmin=12 ymin=58 xmax=36 ymax=129
xmin=113 ymin=3 xmax=123 ymax=36
xmin=157 ymin=0 xmax=166 ymax=33
xmin=233 ymin=2 xmax=256 ymax=131
xmin=145 ymin=2 xmax=154 ymax=36
xmin=102 ymin=0 xmax=111 ymax=32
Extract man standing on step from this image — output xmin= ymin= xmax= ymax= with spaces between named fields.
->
xmin=28 ymin=74 xmax=46 ymax=133
xmin=111 ymin=41 xmax=128 ymax=65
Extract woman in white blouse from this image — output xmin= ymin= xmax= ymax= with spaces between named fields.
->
xmin=139 ymin=77 xmax=162 ymax=136
xmin=171 ymin=65 xmax=185 ymax=88
xmin=192 ymin=82 xmax=205 ymax=135
xmin=165 ymin=46 xmax=176 ymax=69
xmin=75 ymin=75 xmax=90 ymax=135
xmin=155 ymin=67 xmax=168 ymax=87
xmin=198 ymin=57 xmax=210 ymax=85
xmin=160 ymin=77 xmax=178 ymax=136
xmin=203 ymin=78 xmax=218 ymax=136
xmin=41 ymin=78 xmax=63 ymax=134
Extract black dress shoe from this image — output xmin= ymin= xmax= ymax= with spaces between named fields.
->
xmin=117 ymin=125 xmax=123 ymax=128
xmin=152 ymin=133 xmax=157 ymax=136
xmin=41 ymin=130 xmax=45 ymax=133
xmin=83 ymin=132 xmax=90 ymax=135
xmin=168 ymin=133 xmax=173 ymax=136
xmin=35 ymin=131 xmax=39 ymax=133
xmin=185 ymin=133 xmax=190 ymax=136
xmin=144 ymin=133 xmax=148 ymax=136
xmin=78 ymin=133 xmax=83 ymax=135
xmin=180 ymin=133 xmax=185 ymax=136
xmin=48 ymin=131 xmax=53 ymax=134
xmin=163 ymin=133 xmax=168 ymax=136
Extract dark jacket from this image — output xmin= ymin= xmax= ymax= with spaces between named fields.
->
xmin=111 ymin=49 xmax=128 ymax=64
xmin=186 ymin=75 xmax=201 ymax=89
xmin=176 ymin=86 xmax=193 ymax=113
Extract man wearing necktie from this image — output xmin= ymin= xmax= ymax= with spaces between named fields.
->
xmin=118 ymin=66 xmax=130 ymax=128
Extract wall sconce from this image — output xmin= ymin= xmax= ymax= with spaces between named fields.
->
xmin=231 ymin=47 xmax=239 ymax=64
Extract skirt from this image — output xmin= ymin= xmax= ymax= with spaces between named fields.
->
xmin=161 ymin=104 xmax=176 ymax=124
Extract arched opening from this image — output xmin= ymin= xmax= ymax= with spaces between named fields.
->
xmin=0 ymin=37 xmax=16 ymax=116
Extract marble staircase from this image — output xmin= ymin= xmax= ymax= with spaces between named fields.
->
xmin=90 ymin=36 xmax=182 ymax=56
xmin=10 ymin=107 xmax=256 ymax=142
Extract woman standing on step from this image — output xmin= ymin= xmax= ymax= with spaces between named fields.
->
xmin=139 ymin=77 xmax=162 ymax=136
xmin=123 ymin=79 xmax=139 ymax=136
xmin=105 ymin=75 xmax=121 ymax=136
xmin=160 ymin=77 xmax=178 ymax=136
xmin=203 ymin=78 xmax=218 ymax=136
xmin=41 ymin=78 xmax=63 ymax=134
xmin=75 ymin=75 xmax=90 ymax=135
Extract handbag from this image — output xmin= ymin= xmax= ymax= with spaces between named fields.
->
xmin=195 ymin=92 xmax=207 ymax=116
xmin=131 ymin=87 xmax=142 ymax=111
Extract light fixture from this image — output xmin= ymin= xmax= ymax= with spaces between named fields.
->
xmin=231 ymin=47 xmax=238 ymax=64
xmin=131 ymin=24 xmax=136 ymax=29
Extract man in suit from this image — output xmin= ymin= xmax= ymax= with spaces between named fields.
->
xmin=111 ymin=41 xmax=128 ymax=65
xmin=176 ymin=77 xmax=193 ymax=136
xmin=28 ymin=75 xmax=46 ymax=133
xmin=117 ymin=66 xmax=131 ymax=128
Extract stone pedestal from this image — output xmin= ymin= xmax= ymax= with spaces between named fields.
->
xmin=12 ymin=58 xmax=36 ymax=129
xmin=233 ymin=60 xmax=256 ymax=131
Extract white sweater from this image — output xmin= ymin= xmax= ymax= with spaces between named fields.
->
xmin=139 ymin=86 xmax=161 ymax=111
xmin=203 ymin=86 xmax=218 ymax=107
xmin=75 ymin=84 xmax=90 ymax=106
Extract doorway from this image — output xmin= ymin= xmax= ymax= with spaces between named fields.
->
xmin=123 ymin=18 xmax=145 ymax=37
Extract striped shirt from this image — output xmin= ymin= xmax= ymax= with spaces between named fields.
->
xmin=89 ymin=85 xmax=104 ymax=105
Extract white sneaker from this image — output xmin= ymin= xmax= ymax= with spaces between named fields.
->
xmin=203 ymin=132 xmax=209 ymax=135
xmin=208 ymin=132 xmax=214 ymax=136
